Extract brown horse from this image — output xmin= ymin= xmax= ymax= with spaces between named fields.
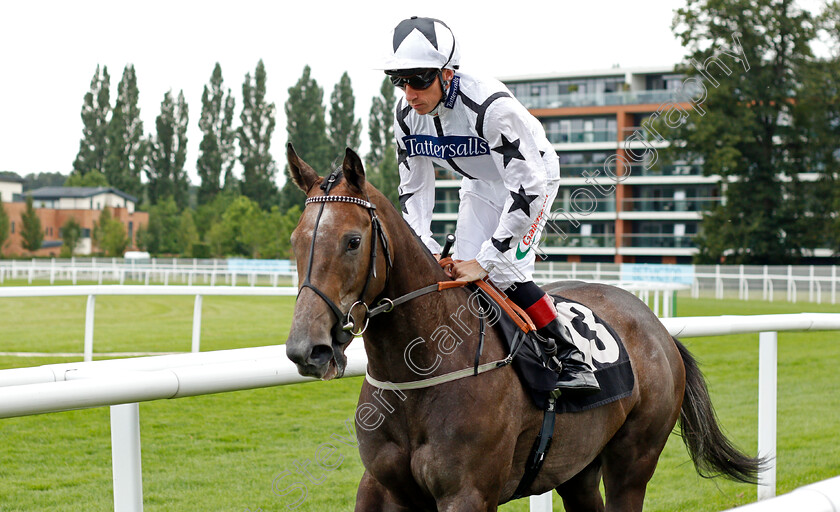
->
xmin=284 ymin=144 xmax=762 ymax=512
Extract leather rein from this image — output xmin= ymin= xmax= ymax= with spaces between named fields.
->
xmin=301 ymin=174 xmax=536 ymax=390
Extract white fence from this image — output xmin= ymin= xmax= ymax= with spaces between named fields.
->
xmin=2 ymin=259 xmax=838 ymax=304
xmin=0 ymin=303 xmax=838 ymax=511
xmin=0 ymin=258 xmax=298 ymax=287
xmin=0 ymin=282 xmax=681 ymax=365
xmin=0 ymin=285 xmax=297 ymax=359
xmin=533 ymin=262 xmax=839 ymax=305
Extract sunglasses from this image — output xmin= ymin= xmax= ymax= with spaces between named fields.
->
xmin=390 ymin=69 xmax=439 ymax=90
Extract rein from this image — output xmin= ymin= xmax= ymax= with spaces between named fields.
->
xmin=365 ymin=258 xmax=536 ymax=391
xmin=300 ymin=181 xmax=533 ymax=391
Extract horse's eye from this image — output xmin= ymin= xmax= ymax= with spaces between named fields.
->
xmin=347 ymin=237 xmax=362 ymax=251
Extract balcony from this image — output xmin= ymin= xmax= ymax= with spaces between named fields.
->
xmin=621 ymin=197 xmax=720 ymax=213
xmin=625 ymin=163 xmax=703 ymax=177
xmin=543 ymin=233 xmax=615 ymax=248
xmin=553 ymin=195 xmax=616 ymax=213
xmin=559 ymin=162 xmax=703 ymax=179
xmin=545 ymin=129 xmax=616 ymax=144
xmin=517 ymin=89 xmax=678 ymax=110
xmin=621 ymin=234 xmax=697 ymax=248
xmin=434 ymin=199 xmax=459 ymax=214
xmin=559 ymin=163 xmax=618 ymax=179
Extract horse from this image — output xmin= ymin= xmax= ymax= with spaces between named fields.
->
xmin=283 ymin=144 xmax=762 ymax=512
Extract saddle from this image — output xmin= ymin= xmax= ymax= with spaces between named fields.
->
xmin=439 ymin=257 xmax=634 ymax=413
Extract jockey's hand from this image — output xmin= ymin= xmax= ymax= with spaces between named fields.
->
xmin=451 ymin=259 xmax=489 ymax=282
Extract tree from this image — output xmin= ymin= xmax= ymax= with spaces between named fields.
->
xmin=238 ymin=60 xmax=279 ymax=210
xmin=195 ymin=189 xmax=238 ymax=240
xmin=0 ymin=197 xmax=9 ymax=253
xmin=667 ymin=0 xmax=819 ymax=264
xmin=328 ymin=71 xmax=362 ymax=157
xmin=20 ymin=196 xmax=43 ymax=253
xmin=365 ymin=77 xmax=396 ymax=171
xmin=96 ymin=211 xmax=128 ymax=257
xmin=64 ymin=169 xmax=109 ymax=188
xmin=142 ymin=196 xmax=181 ymax=255
xmin=197 ymin=63 xmax=237 ymax=205
xmin=104 ymin=64 xmax=146 ymax=199
xmin=21 ymin=172 xmax=67 ymax=191
xmin=206 ymin=195 xmax=264 ymax=257
xmin=73 ymin=65 xmax=111 ymax=178
xmin=366 ymin=77 xmax=400 ymax=209
xmin=146 ymin=90 xmax=189 ymax=208
xmin=280 ymin=65 xmax=331 ymax=213
xmin=59 ymin=217 xmax=82 ymax=257
xmin=791 ymin=4 xmax=840 ymax=256
xmin=177 ymin=209 xmax=200 ymax=257
xmin=258 ymin=205 xmax=301 ymax=259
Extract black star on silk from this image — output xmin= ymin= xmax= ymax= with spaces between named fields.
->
xmin=492 ymin=134 xmax=525 ymax=168
xmin=508 ymin=185 xmax=539 ymax=217
xmin=399 ymin=192 xmax=414 ymax=214
xmin=398 ymin=147 xmax=410 ymax=170
xmin=491 ymin=236 xmax=513 ymax=253
xmin=393 ymin=17 xmax=439 ymax=51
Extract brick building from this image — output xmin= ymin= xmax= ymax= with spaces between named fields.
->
xmin=2 ymin=186 xmax=148 ymax=257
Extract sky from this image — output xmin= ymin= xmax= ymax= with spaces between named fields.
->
xmin=0 ymin=0 xmax=722 ymax=186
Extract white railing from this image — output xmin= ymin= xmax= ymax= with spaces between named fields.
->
xmin=0 ymin=258 xmax=298 ymax=288
xmin=532 ymin=262 xmax=839 ymax=305
xmin=0 ymin=312 xmax=838 ymax=511
xmin=721 ymin=476 xmax=840 ymax=511
xmin=2 ymin=259 xmax=837 ymax=305
xmin=0 ymin=280 xmax=680 ymax=366
xmin=0 ymin=285 xmax=297 ymax=359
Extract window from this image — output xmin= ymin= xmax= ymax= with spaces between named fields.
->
xmin=82 ymin=228 xmax=91 ymax=238
xmin=11 ymin=221 xmax=14 ymax=234
xmin=128 ymin=221 xmax=133 ymax=240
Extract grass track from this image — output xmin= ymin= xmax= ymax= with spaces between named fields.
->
xmin=0 ymin=288 xmax=838 ymax=511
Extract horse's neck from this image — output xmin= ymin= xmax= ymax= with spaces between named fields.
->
xmin=363 ymin=211 xmax=477 ymax=383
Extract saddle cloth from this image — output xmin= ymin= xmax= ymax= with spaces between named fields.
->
xmin=471 ymin=286 xmax=635 ymax=412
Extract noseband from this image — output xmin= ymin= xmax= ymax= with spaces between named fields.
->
xmin=299 ymin=170 xmax=392 ymax=345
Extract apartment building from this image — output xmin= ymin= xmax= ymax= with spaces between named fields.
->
xmin=429 ymin=66 xmax=726 ymax=264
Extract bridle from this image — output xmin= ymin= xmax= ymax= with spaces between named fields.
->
xmin=298 ymin=170 xmax=540 ymax=391
xmin=298 ymin=169 xmax=392 ymax=346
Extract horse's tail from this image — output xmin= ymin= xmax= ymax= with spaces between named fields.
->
xmin=674 ymin=337 xmax=765 ymax=484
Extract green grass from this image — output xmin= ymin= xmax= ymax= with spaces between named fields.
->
xmin=0 ymin=288 xmax=838 ymax=511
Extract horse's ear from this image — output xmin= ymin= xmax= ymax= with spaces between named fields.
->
xmin=287 ymin=143 xmax=320 ymax=193
xmin=342 ymin=147 xmax=366 ymax=194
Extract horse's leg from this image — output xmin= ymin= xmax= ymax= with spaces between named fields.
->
xmin=599 ymin=408 xmax=676 ymax=512
xmin=555 ymin=458 xmax=605 ymax=512
xmin=355 ymin=470 xmax=413 ymax=512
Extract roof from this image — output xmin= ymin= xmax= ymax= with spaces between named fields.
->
xmin=498 ymin=65 xmax=679 ymax=83
xmin=0 ymin=174 xmax=24 ymax=184
xmin=28 ymin=186 xmax=138 ymax=204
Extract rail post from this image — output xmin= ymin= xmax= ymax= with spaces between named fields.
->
xmin=530 ymin=492 xmax=552 ymax=511
xmin=191 ymin=295 xmax=203 ymax=353
xmin=84 ymin=294 xmax=96 ymax=362
xmin=110 ymin=403 xmax=144 ymax=512
xmin=758 ymin=331 xmax=778 ymax=500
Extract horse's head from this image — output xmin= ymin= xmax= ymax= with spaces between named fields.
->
xmin=285 ymin=143 xmax=390 ymax=380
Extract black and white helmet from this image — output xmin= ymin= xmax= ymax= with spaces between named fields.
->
xmin=383 ymin=17 xmax=460 ymax=73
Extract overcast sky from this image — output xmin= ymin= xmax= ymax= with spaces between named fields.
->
xmin=0 ymin=0 xmax=749 ymax=185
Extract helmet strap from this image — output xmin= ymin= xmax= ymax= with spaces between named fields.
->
xmin=428 ymin=69 xmax=449 ymax=117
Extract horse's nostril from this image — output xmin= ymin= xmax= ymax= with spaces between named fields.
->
xmin=309 ymin=345 xmax=333 ymax=366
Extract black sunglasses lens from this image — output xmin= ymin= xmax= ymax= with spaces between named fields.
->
xmin=391 ymin=70 xmax=438 ymax=89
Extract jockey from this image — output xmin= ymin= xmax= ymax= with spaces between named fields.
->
xmin=383 ymin=16 xmax=600 ymax=395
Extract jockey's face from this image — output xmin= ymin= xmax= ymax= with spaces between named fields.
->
xmin=400 ymin=69 xmax=454 ymax=115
